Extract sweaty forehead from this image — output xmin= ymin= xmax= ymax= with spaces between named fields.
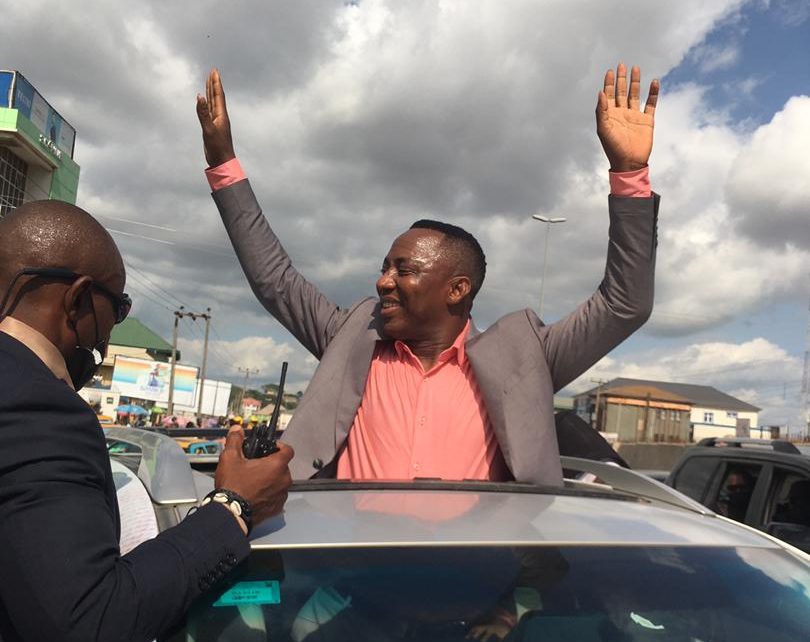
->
xmin=0 ymin=201 xmax=126 ymax=292
xmin=386 ymin=228 xmax=447 ymax=264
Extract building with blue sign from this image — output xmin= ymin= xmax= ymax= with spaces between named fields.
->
xmin=0 ymin=70 xmax=80 ymax=217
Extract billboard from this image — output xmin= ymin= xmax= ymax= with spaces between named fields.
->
xmin=0 ymin=71 xmax=12 ymax=107
xmin=2 ymin=70 xmax=76 ymax=158
xmin=174 ymin=379 xmax=233 ymax=418
xmin=111 ymin=356 xmax=198 ymax=407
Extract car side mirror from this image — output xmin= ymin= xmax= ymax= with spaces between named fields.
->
xmin=766 ymin=522 xmax=810 ymax=552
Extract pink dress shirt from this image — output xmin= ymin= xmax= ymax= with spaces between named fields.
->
xmin=336 ymin=320 xmax=509 ymax=480
xmin=206 ymin=159 xmax=651 ymax=480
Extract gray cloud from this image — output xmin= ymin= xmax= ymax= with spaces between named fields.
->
xmin=13 ymin=0 xmax=798 ymax=395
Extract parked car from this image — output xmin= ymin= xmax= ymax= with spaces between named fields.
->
xmin=666 ymin=437 xmax=810 ymax=552
xmin=107 ymin=430 xmax=810 ymax=641
xmin=105 ymin=427 xmax=214 ymax=531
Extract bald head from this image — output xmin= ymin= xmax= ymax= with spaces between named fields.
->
xmin=0 ymin=200 xmax=124 ymax=291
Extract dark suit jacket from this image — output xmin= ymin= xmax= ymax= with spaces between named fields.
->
xmin=0 ymin=332 xmax=249 ymax=642
xmin=213 ymin=180 xmax=658 ymax=485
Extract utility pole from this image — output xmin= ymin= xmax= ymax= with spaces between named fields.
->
xmin=591 ymin=378 xmax=607 ymax=431
xmin=167 ymin=307 xmax=183 ymax=416
xmin=195 ymin=308 xmax=212 ymax=424
xmin=802 ymin=284 xmax=810 ymax=440
xmin=167 ymin=306 xmax=212 ymax=419
xmin=236 ymin=366 xmax=259 ymax=416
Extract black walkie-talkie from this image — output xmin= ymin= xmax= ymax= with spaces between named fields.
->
xmin=242 ymin=361 xmax=287 ymax=459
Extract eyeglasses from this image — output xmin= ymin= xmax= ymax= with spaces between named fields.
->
xmin=20 ymin=267 xmax=132 ymax=324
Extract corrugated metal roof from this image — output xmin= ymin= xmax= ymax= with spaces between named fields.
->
xmin=604 ymin=384 xmax=692 ymax=404
xmin=582 ymin=377 xmax=760 ymax=412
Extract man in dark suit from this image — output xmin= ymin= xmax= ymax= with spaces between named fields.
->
xmin=0 ymin=201 xmax=293 ymax=641
xmin=196 ymin=63 xmax=659 ymax=485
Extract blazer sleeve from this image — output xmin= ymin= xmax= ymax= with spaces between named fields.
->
xmin=212 ymin=179 xmax=352 ymax=359
xmin=538 ymin=194 xmax=659 ymax=391
xmin=0 ymin=377 xmax=249 ymax=642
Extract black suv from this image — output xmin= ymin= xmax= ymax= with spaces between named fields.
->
xmin=666 ymin=438 xmax=810 ymax=552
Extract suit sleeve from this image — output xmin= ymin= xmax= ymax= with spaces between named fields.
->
xmin=0 ymin=379 xmax=249 ymax=642
xmin=212 ymin=179 xmax=352 ymax=359
xmin=538 ymin=194 xmax=659 ymax=391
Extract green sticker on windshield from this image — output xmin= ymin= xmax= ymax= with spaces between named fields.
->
xmin=214 ymin=581 xmax=281 ymax=607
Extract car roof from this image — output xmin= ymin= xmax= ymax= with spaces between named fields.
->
xmin=249 ymin=479 xmax=779 ymax=551
xmin=678 ymin=444 xmax=810 ymax=468
xmin=104 ymin=429 xmax=796 ymax=554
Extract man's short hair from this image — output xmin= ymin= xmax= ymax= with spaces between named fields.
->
xmin=410 ymin=220 xmax=486 ymax=299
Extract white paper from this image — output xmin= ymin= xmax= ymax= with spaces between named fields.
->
xmin=110 ymin=460 xmax=159 ymax=555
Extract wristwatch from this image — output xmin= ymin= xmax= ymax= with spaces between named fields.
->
xmin=202 ymin=488 xmax=253 ymax=534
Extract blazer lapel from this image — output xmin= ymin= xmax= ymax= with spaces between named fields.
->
xmin=333 ymin=306 xmax=385 ymax=447
xmin=466 ymin=325 xmax=512 ymax=469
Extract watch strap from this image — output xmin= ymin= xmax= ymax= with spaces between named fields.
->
xmin=202 ymin=488 xmax=253 ymax=534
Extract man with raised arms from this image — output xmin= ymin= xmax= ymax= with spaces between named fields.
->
xmin=196 ymin=63 xmax=659 ymax=484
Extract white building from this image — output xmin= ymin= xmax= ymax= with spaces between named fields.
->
xmin=575 ymin=378 xmax=760 ymax=443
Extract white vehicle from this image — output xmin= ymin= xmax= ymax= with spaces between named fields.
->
xmin=107 ymin=429 xmax=810 ymax=642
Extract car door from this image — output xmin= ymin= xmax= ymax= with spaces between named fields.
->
xmin=669 ymin=455 xmax=723 ymax=503
xmin=703 ymin=460 xmax=765 ymax=525
xmin=760 ymin=463 xmax=810 ymax=552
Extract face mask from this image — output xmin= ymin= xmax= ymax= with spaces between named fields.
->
xmin=66 ymin=298 xmax=106 ymax=391
xmin=1 ymin=269 xmax=109 ymax=390
xmin=66 ymin=338 xmax=106 ymax=390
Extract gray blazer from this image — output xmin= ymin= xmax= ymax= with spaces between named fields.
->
xmin=213 ymin=180 xmax=658 ymax=485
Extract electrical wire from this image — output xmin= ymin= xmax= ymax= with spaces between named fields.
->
xmin=123 ymin=260 xmax=189 ymax=309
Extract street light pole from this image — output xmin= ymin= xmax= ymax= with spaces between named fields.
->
xmin=531 ymin=215 xmax=566 ymax=318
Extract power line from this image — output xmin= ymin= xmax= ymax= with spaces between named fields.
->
xmin=208 ymin=322 xmax=241 ymax=365
xmin=124 ymin=270 xmax=178 ymax=310
xmin=124 ymin=279 xmax=173 ymax=313
xmin=185 ymin=318 xmax=230 ymax=370
xmin=124 ymin=259 xmax=189 ymax=309
xmin=95 ymin=213 xmax=176 ymax=232
xmin=108 ymin=228 xmax=174 ymax=246
xmin=184 ymin=316 xmax=232 ymax=375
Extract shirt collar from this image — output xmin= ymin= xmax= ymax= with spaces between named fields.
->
xmin=393 ymin=319 xmax=472 ymax=366
xmin=0 ymin=316 xmax=74 ymax=389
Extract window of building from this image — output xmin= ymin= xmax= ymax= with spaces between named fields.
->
xmin=704 ymin=412 xmax=714 ymax=423
xmin=727 ymin=411 xmax=738 ymax=419
xmin=0 ymin=147 xmax=28 ymax=218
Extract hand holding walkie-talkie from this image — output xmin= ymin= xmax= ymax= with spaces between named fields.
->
xmin=242 ymin=362 xmax=287 ymax=459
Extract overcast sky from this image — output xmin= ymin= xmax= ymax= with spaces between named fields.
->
xmin=4 ymin=0 xmax=810 ymax=432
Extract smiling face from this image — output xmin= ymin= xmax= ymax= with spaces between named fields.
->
xmin=375 ymin=228 xmax=462 ymax=342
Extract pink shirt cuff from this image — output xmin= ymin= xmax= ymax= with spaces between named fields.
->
xmin=205 ymin=158 xmax=246 ymax=191
xmin=609 ymin=167 xmax=651 ymax=197
xmin=207 ymin=157 xmax=650 ymax=197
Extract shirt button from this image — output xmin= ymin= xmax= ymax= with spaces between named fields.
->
xmin=413 ymin=463 xmax=420 ymax=471
xmin=419 ymin=417 xmax=425 ymax=425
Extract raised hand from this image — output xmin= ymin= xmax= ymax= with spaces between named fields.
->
xmin=596 ymin=63 xmax=659 ymax=173
xmin=196 ymin=68 xmax=236 ymax=168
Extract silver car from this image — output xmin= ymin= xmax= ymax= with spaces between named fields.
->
xmin=107 ymin=429 xmax=810 ymax=642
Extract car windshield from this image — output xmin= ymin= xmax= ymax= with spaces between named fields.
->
xmin=168 ymin=545 xmax=810 ymax=642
